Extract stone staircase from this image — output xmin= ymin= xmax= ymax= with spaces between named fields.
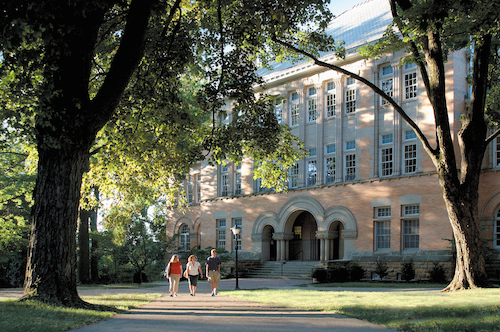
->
xmin=246 ymin=261 xmax=323 ymax=280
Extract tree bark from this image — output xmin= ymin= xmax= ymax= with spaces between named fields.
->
xmin=78 ymin=208 xmax=91 ymax=284
xmin=23 ymin=146 xmax=91 ymax=306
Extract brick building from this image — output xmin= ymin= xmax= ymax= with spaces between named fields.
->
xmin=166 ymin=0 xmax=500 ymax=280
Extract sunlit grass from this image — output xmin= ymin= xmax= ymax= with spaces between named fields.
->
xmin=0 ymin=293 xmax=162 ymax=332
xmin=223 ymin=288 xmax=500 ymax=332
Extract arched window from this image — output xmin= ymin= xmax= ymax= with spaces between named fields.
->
xmin=179 ymin=224 xmax=190 ymax=252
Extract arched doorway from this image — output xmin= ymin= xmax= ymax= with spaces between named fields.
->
xmin=289 ymin=211 xmax=318 ymax=261
xmin=261 ymin=225 xmax=276 ymax=261
xmin=329 ymin=221 xmax=345 ymax=260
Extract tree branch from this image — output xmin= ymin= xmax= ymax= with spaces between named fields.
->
xmin=485 ymin=127 xmax=500 ymax=145
xmin=271 ymin=36 xmax=437 ymax=157
xmin=91 ymin=0 xmax=157 ymax=130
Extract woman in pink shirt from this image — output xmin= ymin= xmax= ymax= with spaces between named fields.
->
xmin=165 ymin=254 xmax=183 ymax=297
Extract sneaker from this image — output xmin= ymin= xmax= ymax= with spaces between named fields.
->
xmin=211 ymin=292 xmax=215 ymax=297
xmin=169 ymin=294 xmax=173 ymax=297
xmin=173 ymin=293 xmax=177 ymax=297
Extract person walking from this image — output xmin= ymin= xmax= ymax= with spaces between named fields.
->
xmin=186 ymin=255 xmax=203 ymax=296
xmin=165 ymin=254 xmax=183 ymax=297
xmin=206 ymin=249 xmax=221 ymax=296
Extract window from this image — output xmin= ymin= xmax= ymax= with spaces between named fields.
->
xmin=274 ymin=98 xmax=284 ymax=124
xmin=307 ymin=87 xmax=317 ymax=123
xmin=345 ymin=77 xmax=356 ymax=114
xmin=325 ymin=144 xmax=336 ymax=184
xmin=380 ymin=65 xmax=393 ymax=105
xmin=346 ymin=140 xmax=356 ymax=151
xmin=290 ymin=163 xmax=299 ymax=188
xmin=494 ymin=208 xmax=500 ymax=248
xmin=293 ymin=225 xmax=302 ymax=240
xmin=380 ymin=134 xmax=394 ymax=177
xmin=325 ymin=81 xmax=336 ymax=118
xmin=187 ymin=176 xmax=193 ymax=204
xmin=403 ymin=144 xmax=417 ymax=174
xmin=290 ymin=92 xmax=299 ymax=126
xmin=345 ymin=154 xmax=356 ymax=181
xmin=405 ymin=129 xmax=417 ymax=140
xmin=374 ymin=207 xmax=391 ymax=251
xmin=232 ymin=218 xmax=242 ymax=251
xmin=216 ymin=219 xmax=226 ymax=249
xmin=220 ymin=165 xmax=229 ymax=196
xmin=495 ymin=137 xmax=500 ymax=168
xmin=234 ymin=172 xmax=241 ymax=195
xmin=233 ymin=164 xmax=242 ymax=195
xmin=402 ymin=204 xmax=420 ymax=250
xmin=307 ymin=160 xmax=317 ymax=187
xmin=403 ymin=64 xmax=417 ymax=100
xmin=179 ymin=224 xmax=190 ymax=252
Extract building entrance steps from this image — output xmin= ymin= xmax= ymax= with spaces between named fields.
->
xmin=246 ymin=261 xmax=323 ymax=279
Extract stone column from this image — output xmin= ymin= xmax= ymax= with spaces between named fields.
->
xmin=316 ymin=231 xmax=334 ymax=261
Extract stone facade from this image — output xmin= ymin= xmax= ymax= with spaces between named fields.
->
xmin=166 ymin=0 xmax=500 ymax=280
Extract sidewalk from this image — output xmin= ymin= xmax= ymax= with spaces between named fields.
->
xmin=69 ymin=278 xmax=394 ymax=332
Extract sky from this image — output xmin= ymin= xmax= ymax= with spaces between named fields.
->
xmin=328 ymin=0 xmax=362 ymax=16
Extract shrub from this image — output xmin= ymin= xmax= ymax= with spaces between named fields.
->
xmin=328 ymin=265 xmax=349 ymax=282
xmin=349 ymin=263 xmax=365 ymax=281
xmin=401 ymin=260 xmax=416 ymax=282
xmin=375 ymin=260 xmax=389 ymax=280
xmin=311 ymin=268 xmax=329 ymax=283
xmin=428 ymin=262 xmax=447 ymax=283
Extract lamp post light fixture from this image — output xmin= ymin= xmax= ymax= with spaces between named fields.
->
xmin=230 ymin=225 xmax=241 ymax=290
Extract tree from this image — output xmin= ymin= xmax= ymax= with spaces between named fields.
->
xmin=272 ymin=0 xmax=500 ymax=290
xmin=0 ymin=0 xmax=333 ymax=306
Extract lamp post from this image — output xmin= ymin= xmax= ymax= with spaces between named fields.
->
xmin=230 ymin=225 xmax=241 ymax=290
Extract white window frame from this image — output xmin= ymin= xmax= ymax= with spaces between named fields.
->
xmin=290 ymin=92 xmax=300 ymax=127
xmin=274 ymin=97 xmax=284 ymax=125
xmin=232 ymin=218 xmax=242 ymax=252
xmin=344 ymin=153 xmax=356 ymax=182
xmin=324 ymin=143 xmax=336 ymax=184
xmin=290 ymin=163 xmax=299 ymax=188
xmin=234 ymin=171 xmax=241 ymax=195
xmin=345 ymin=77 xmax=356 ymax=114
xmin=307 ymin=87 xmax=317 ymax=123
xmin=220 ymin=165 xmax=229 ymax=196
xmin=187 ymin=176 xmax=194 ymax=204
xmin=374 ymin=207 xmax=391 ymax=251
xmin=401 ymin=204 xmax=420 ymax=250
xmin=216 ymin=219 xmax=226 ymax=249
xmin=307 ymin=160 xmax=317 ymax=187
xmin=325 ymin=81 xmax=336 ymax=118
xmin=403 ymin=63 xmax=417 ymax=100
xmin=380 ymin=64 xmax=394 ymax=106
xmin=380 ymin=134 xmax=394 ymax=177
xmin=179 ymin=224 xmax=190 ymax=252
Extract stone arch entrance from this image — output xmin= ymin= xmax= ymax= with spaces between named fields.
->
xmin=261 ymin=225 xmax=276 ymax=261
xmin=287 ymin=211 xmax=319 ymax=261
xmin=329 ymin=221 xmax=344 ymax=260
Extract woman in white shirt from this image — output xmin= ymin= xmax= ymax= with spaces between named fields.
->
xmin=186 ymin=255 xmax=203 ymax=296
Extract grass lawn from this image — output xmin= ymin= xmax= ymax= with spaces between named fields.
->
xmin=0 ymin=292 xmax=162 ymax=332
xmin=223 ymin=287 xmax=500 ymax=332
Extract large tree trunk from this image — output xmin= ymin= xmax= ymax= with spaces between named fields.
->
xmin=440 ymin=178 xmax=488 ymax=290
xmin=23 ymin=145 xmax=91 ymax=306
xmin=78 ymin=208 xmax=91 ymax=284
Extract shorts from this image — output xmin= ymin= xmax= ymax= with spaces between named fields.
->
xmin=188 ymin=274 xmax=199 ymax=286
xmin=207 ymin=270 xmax=220 ymax=283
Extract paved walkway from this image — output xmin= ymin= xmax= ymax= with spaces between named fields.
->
xmin=1 ymin=279 xmax=396 ymax=331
